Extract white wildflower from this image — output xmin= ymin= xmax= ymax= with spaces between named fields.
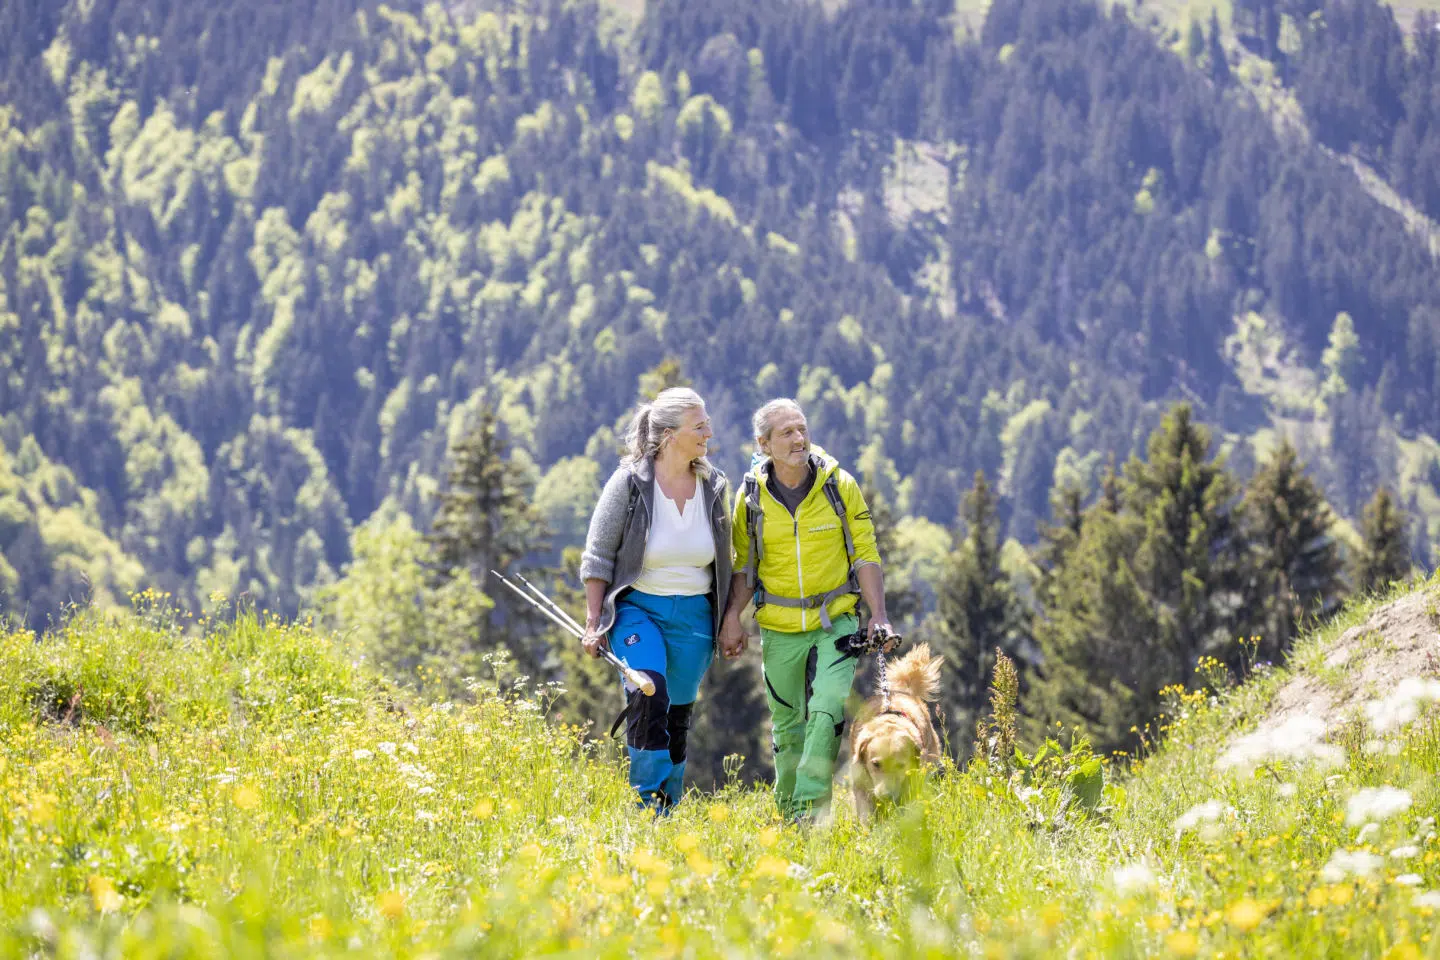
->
xmin=352 ymin=749 xmax=373 ymax=761
xmin=1174 ymin=799 xmax=1233 ymax=836
xmin=416 ymin=811 xmax=437 ymax=823
xmin=1277 ymin=782 xmax=1298 ymax=798
xmin=414 ymin=786 xmax=435 ymax=796
xmin=1364 ymin=676 xmax=1440 ymax=734
xmin=1321 ymin=849 xmax=1383 ymax=882
xmin=1357 ymin=823 xmax=1380 ymax=844
xmin=1395 ymin=874 xmax=1424 ymax=886
xmin=1112 ymin=861 xmax=1157 ymax=895
xmin=1215 ymin=714 xmax=1342 ymax=773
xmin=1346 ymin=786 xmax=1413 ymax=826
xmin=787 ymin=862 xmax=811 ymax=881
xmin=1390 ymin=845 xmax=1421 ymax=860
xmin=1412 ymin=891 xmax=1440 ymax=909
xmin=377 ymin=741 xmax=397 ymax=756
xmin=402 ymin=742 xmax=419 ymax=756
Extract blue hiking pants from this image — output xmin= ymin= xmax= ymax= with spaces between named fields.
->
xmin=611 ymin=590 xmax=714 ymax=810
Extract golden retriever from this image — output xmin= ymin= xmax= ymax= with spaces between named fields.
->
xmin=849 ymin=643 xmax=943 ymax=822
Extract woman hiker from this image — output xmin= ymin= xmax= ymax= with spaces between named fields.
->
xmin=717 ymin=397 xmax=895 ymax=823
xmin=579 ymin=387 xmax=733 ymax=811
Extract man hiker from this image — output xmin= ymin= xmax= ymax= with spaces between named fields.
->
xmin=718 ymin=398 xmax=894 ymax=822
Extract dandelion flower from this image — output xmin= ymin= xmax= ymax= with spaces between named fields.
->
xmin=471 ymin=799 xmax=495 ymax=820
xmin=708 ymin=804 xmax=730 ymax=824
xmin=376 ymin=890 xmax=405 ymax=920
xmin=1225 ymin=898 xmax=1265 ymax=932
xmin=88 ymin=875 xmax=122 ymax=913
xmin=674 ymin=833 xmax=700 ymax=854
xmin=686 ymin=852 xmax=715 ymax=877
xmin=758 ymin=827 xmax=779 ymax=849
xmin=232 ymin=786 xmax=261 ymax=810
xmin=1346 ymin=787 xmax=1412 ymax=826
xmin=1164 ymin=930 xmax=1200 ymax=956
xmin=752 ymin=855 xmax=790 ymax=879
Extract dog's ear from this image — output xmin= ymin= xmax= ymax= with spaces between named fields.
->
xmin=852 ymin=729 xmax=872 ymax=764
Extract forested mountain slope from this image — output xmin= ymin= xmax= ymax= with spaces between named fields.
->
xmin=3 ymin=0 xmax=1440 ymax=625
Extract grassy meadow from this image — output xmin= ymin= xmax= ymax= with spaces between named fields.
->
xmin=4 ymin=585 xmax=1440 ymax=958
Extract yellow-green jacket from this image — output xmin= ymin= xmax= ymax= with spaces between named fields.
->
xmin=731 ymin=446 xmax=881 ymax=633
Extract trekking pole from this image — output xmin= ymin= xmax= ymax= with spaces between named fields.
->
xmin=515 ymin=572 xmax=584 ymax=634
xmin=489 ymin=571 xmax=656 ymax=696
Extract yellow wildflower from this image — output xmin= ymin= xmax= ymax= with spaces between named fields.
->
xmin=1164 ymin=931 xmax=1200 ymax=957
xmin=752 ymin=855 xmax=790 ymax=879
xmin=88 ymin=875 xmax=122 ymax=913
xmin=1225 ymin=898 xmax=1265 ymax=932
xmin=708 ymin=804 xmax=730 ymax=823
xmin=376 ymin=890 xmax=406 ymax=921
xmin=232 ymin=786 xmax=261 ymax=810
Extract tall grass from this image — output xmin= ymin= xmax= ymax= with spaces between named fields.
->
xmin=4 ymin=583 xmax=1440 ymax=957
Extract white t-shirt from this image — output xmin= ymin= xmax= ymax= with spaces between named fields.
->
xmin=632 ymin=484 xmax=715 ymax=596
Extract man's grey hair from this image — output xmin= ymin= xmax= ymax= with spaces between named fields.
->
xmin=752 ymin=398 xmax=804 ymax=442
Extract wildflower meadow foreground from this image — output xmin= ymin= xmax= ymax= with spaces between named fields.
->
xmin=5 ymin=584 xmax=1440 ymax=958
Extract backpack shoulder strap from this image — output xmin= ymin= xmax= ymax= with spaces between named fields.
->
xmin=742 ymin=473 xmax=764 ymax=590
xmin=822 ymin=473 xmax=856 ymax=568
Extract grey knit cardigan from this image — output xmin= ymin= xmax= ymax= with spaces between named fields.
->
xmin=578 ymin=457 xmax=732 ymax=641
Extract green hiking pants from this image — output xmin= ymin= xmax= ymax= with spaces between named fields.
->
xmin=760 ymin=613 xmax=859 ymax=819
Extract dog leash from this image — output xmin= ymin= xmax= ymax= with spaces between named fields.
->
xmin=875 ymin=647 xmax=892 ymax=713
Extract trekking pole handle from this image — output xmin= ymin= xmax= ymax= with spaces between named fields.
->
xmin=602 ymin=649 xmax=656 ymax=696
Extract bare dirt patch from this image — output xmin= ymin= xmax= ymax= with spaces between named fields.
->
xmin=1256 ymin=589 xmax=1440 ymax=736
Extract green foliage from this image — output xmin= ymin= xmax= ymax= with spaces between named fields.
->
xmin=923 ymin=470 xmax=1028 ymax=758
xmin=1242 ymin=441 xmax=1346 ymax=662
xmin=1355 ymin=486 xmax=1413 ymax=592
xmin=318 ymin=511 xmax=492 ymax=697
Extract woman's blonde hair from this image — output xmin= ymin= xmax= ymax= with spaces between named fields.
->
xmin=623 ymin=387 xmax=711 ymax=477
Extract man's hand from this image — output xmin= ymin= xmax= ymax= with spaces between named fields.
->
xmin=582 ymin=623 xmax=609 ymax=658
xmin=718 ymin=614 xmax=748 ymax=660
xmin=869 ymin=618 xmax=898 ymax=654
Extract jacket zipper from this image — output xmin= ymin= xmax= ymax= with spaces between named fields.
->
xmin=793 ymin=515 xmax=806 ymax=631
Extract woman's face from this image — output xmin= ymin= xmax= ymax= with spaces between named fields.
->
xmin=759 ymin=408 xmax=809 ymax=470
xmin=666 ymin=405 xmax=712 ymax=461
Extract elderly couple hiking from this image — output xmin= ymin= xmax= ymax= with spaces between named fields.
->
xmin=578 ymin=388 xmax=896 ymax=823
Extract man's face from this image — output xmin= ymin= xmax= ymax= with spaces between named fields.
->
xmin=760 ymin=408 xmax=810 ymax=470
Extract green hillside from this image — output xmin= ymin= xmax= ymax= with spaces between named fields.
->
xmin=5 ymin=583 xmax=1440 ymax=957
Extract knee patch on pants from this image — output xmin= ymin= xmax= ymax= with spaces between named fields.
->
xmin=667 ymin=703 xmax=693 ymax=764
xmin=625 ymin=672 xmax=671 ymax=752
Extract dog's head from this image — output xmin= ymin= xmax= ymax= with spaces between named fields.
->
xmin=853 ymin=715 xmax=925 ymax=804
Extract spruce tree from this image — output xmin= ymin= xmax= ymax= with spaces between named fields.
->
xmin=428 ymin=404 xmax=550 ymax=669
xmin=1124 ymin=404 xmax=1245 ymax=688
xmin=1242 ymin=441 xmax=1345 ymax=663
xmin=925 ymin=470 xmax=1025 ymax=759
xmin=1354 ymin=487 xmax=1412 ymax=592
xmin=1024 ymin=503 xmax=1157 ymax=752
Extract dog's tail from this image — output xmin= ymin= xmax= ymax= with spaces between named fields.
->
xmin=887 ymin=643 xmax=942 ymax=702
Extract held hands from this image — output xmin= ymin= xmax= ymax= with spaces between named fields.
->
xmin=581 ymin=621 xmax=609 ymax=659
xmin=718 ymin=614 xmax=748 ymax=660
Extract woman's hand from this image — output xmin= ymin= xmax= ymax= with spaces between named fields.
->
xmin=718 ymin=614 xmax=748 ymax=660
xmin=582 ymin=622 xmax=609 ymax=658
